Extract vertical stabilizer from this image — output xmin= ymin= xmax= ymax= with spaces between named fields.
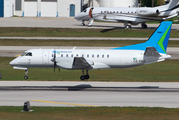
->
xmin=146 ymin=21 xmax=172 ymax=54
xmin=112 ymin=21 xmax=172 ymax=54
xmin=158 ymin=0 xmax=179 ymax=10
xmin=164 ymin=0 xmax=179 ymax=9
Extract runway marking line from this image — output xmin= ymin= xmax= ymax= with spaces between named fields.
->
xmin=30 ymin=99 xmax=98 ymax=107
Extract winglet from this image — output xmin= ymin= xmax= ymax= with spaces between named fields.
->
xmin=112 ymin=21 xmax=172 ymax=54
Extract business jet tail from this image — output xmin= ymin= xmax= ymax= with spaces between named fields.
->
xmin=161 ymin=0 xmax=179 ymax=10
xmin=112 ymin=21 xmax=172 ymax=54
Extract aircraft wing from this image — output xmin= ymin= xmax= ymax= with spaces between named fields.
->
xmin=73 ymin=57 xmax=93 ymax=70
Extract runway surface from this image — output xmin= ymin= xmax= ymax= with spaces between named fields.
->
xmin=0 ymin=81 xmax=179 ymax=108
xmin=0 ymin=46 xmax=179 ymax=59
xmin=0 ymin=17 xmax=179 ymax=29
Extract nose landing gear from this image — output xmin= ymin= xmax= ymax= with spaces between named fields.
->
xmin=80 ymin=69 xmax=90 ymax=81
xmin=24 ymin=69 xmax=28 ymax=80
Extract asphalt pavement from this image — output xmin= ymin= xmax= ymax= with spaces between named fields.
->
xmin=0 ymin=17 xmax=179 ymax=29
xmin=0 ymin=81 xmax=179 ymax=108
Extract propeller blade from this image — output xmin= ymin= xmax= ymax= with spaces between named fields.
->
xmin=54 ymin=62 xmax=56 ymax=72
xmin=53 ymin=50 xmax=56 ymax=72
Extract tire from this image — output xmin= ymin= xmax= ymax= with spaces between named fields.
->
xmin=80 ymin=75 xmax=85 ymax=81
xmin=24 ymin=76 xmax=28 ymax=80
xmin=84 ymin=75 xmax=89 ymax=80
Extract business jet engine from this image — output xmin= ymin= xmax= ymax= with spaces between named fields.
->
xmin=137 ymin=8 xmax=160 ymax=16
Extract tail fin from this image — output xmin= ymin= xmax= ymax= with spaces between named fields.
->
xmin=163 ymin=0 xmax=179 ymax=10
xmin=112 ymin=21 xmax=172 ymax=54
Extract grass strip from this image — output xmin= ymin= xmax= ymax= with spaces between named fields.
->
xmin=0 ymin=27 xmax=179 ymax=38
xmin=0 ymin=106 xmax=179 ymax=120
xmin=1 ymin=39 xmax=179 ymax=47
xmin=1 ymin=57 xmax=179 ymax=82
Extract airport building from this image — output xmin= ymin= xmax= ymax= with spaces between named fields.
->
xmin=0 ymin=0 xmax=139 ymax=17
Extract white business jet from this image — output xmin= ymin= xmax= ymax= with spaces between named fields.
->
xmin=10 ymin=21 xmax=172 ymax=80
xmin=74 ymin=0 xmax=179 ymax=29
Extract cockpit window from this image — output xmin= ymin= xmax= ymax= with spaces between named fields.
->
xmin=21 ymin=52 xmax=27 ymax=56
xmin=83 ymin=9 xmax=87 ymax=13
xmin=26 ymin=52 xmax=32 ymax=56
xmin=21 ymin=52 xmax=32 ymax=56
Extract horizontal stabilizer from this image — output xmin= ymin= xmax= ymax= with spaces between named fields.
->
xmin=144 ymin=47 xmax=160 ymax=57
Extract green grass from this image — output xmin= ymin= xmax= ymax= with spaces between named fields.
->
xmin=1 ymin=57 xmax=179 ymax=81
xmin=1 ymin=39 xmax=179 ymax=47
xmin=0 ymin=106 xmax=179 ymax=120
xmin=0 ymin=27 xmax=179 ymax=38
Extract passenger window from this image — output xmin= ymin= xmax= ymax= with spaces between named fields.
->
xmin=76 ymin=54 xmax=78 ymax=57
xmin=87 ymin=54 xmax=89 ymax=58
xmin=82 ymin=54 xmax=84 ymax=57
xmin=71 ymin=54 xmax=73 ymax=57
xmin=66 ymin=54 xmax=68 ymax=57
xmin=92 ymin=54 xmax=94 ymax=58
xmin=97 ymin=54 xmax=99 ymax=58
xmin=61 ymin=54 xmax=63 ymax=57
xmin=102 ymin=55 xmax=104 ymax=58
xmin=107 ymin=55 xmax=109 ymax=58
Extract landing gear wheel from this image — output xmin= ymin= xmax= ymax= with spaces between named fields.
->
xmin=125 ymin=25 xmax=131 ymax=29
xmin=84 ymin=75 xmax=89 ymax=80
xmin=24 ymin=69 xmax=28 ymax=80
xmin=80 ymin=75 xmax=85 ymax=81
xmin=24 ymin=76 xmax=28 ymax=80
xmin=81 ymin=23 xmax=85 ymax=26
xmin=141 ymin=23 xmax=147 ymax=29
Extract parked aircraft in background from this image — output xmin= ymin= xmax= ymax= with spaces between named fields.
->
xmin=10 ymin=21 xmax=172 ymax=80
xmin=74 ymin=0 xmax=178 ymax=29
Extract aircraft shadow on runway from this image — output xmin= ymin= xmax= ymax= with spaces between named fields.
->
xmin=3 ymin=84 xmax=179 ymax=92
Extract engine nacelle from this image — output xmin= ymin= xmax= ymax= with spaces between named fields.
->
xmin=137 ymin=8 xmax=159 ymax=16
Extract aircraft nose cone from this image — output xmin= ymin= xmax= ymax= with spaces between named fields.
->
xmin=74 ymin=13 xmax=83 ymax=21
xmin=74 ymin=15 xmax=79 ymax=20
xmin=9 ymin=59 xmax=16 ymax=66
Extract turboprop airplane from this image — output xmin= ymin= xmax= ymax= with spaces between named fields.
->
xmin=74 ymin=0 xmax=178 ymax=29
xmin=9 ymin=21 xmax=172 ymax=80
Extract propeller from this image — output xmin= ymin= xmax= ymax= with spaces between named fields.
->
xmin=51 ymin=50 xmax=57 ymax=72
xmin=51 ymin=50 xmax=60 ymax=73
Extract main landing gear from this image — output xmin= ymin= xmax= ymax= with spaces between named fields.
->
xmin=24 ymin=69 xmax=28 ymax=80
xmin=80 ymin=69 xmax=90 ymax=81
xmin=81 ymin=20 xmax=85 ymax=26
xmin=141 ymin=23 xmax=147 ymax=29
xmin=124 ymin=22 xmax=132 ymax=29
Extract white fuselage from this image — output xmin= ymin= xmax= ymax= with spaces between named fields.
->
xmin=75 ymin=4 xmax=178 ymax=26
xmin=10 ymin=49 xmax=147 ymax=70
